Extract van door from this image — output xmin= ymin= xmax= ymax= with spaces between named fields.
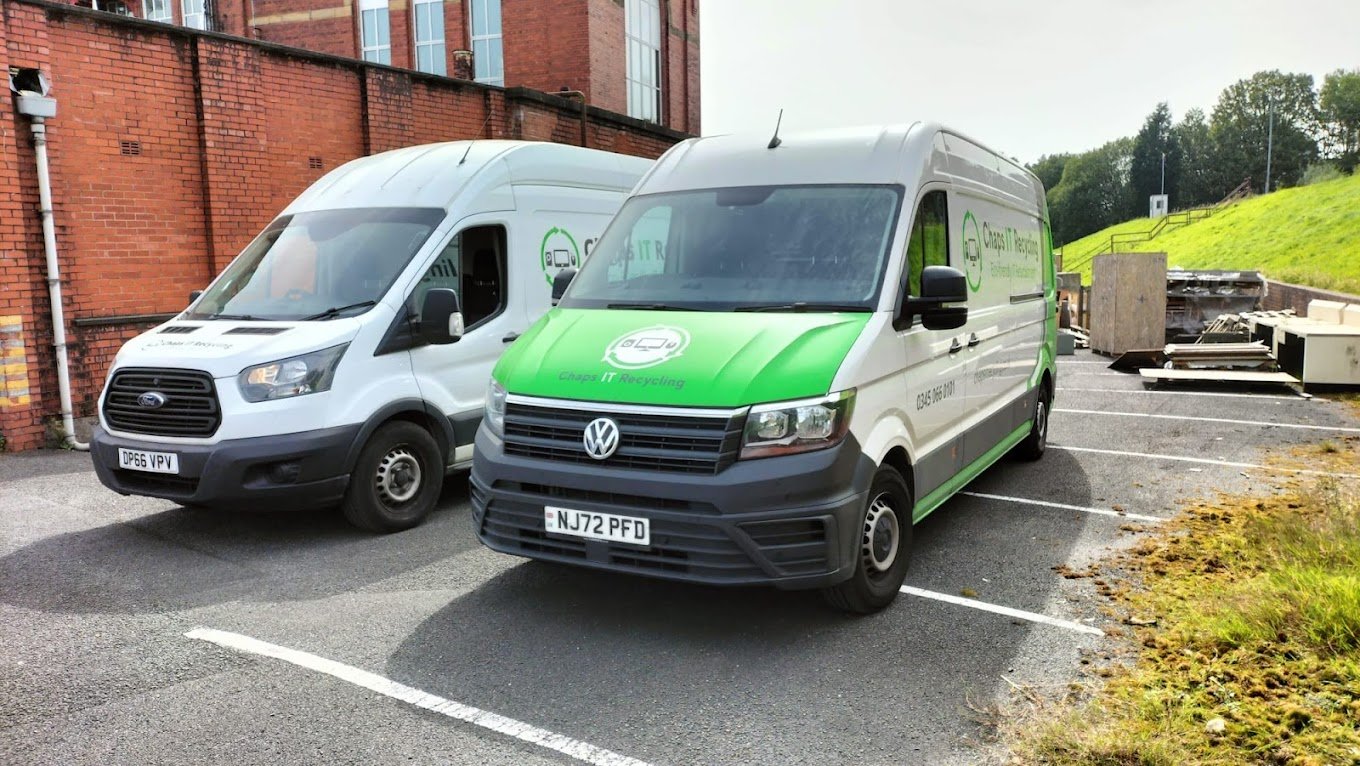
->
xmin=899 ymin=188 xmax=968 ymax=503
xmin=408 ymin=220 xmax=526 ymax=463
xmin=953 ymin=194 xmax=1046 ymax=464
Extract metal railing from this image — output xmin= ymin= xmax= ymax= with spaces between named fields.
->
xmin=1059 ymin=178 xmax=1254 ymax=275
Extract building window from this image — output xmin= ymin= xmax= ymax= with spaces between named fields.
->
xmin=143 ymin=0 xmax=172 ymax=23
xmin=625 ymin=0 xmax=662 ymax=122
xmin=180 ymin=0 xmax=207 ymax=29
xmin=359 ymin=0 xmax=392 ymax=65
xmin=469 ymin=0 xmax=503 ymax=86
xmin=414 ymin=0 xmax=446 ymax=76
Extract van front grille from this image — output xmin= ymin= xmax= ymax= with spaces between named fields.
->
xmin=502 ymin=399 xmax=744 ymax=474
xmin=103 ymin=367 xmax=222 ymax=438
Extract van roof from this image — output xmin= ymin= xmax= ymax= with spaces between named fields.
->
xmin=638 ymin=123 xmax=1044 ymax=214
xmin=283 ymin=140 xmax=653 ymax=214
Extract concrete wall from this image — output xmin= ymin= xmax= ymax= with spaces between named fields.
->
xmin=0 ymin=0 xmax=688 ymax=450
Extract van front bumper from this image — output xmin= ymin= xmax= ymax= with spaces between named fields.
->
xmin=90 ymin=424 xmax=358 ymax=510
xmin=470 ymin=426 xmax=877 ymax=590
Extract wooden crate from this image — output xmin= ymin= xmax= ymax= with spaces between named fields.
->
xmin=1090 ymin=252 xmax=1167 ymax=355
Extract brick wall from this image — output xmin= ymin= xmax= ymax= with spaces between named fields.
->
xmin=0 ymin=0 xmax=689 ymax=450
xmin=1263 ymin=280 xmax=1360 ymax=315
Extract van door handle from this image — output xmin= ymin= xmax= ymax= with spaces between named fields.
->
xmin=502 ymin=332 xmax=521 ymax=343
xmin=968 ymin=333 xmax=981 ymax=347
xmin=949 ymin=338 xmax=963 ymax=354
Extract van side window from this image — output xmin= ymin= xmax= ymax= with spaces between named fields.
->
xmin=412 ymin=224 xmax=507 ymax=330
xmin=606 ymin=206 xmax=672 ymax=282
xmin=906 ymin=190 xmax=949 ymax=296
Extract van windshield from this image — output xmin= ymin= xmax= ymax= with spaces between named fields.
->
xmin=185 ymin=208 xmax=445 ymax=321
xmin=559 ymin=185 xmax=902 ymax=312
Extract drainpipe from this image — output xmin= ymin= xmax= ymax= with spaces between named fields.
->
xmin=557 ymin=89 xmax=589 ymax=149
xmin=17 ymin=89 xmax=89 ymax=451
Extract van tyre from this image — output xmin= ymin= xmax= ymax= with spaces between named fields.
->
xmin=822 ymin=466 xmax=913 ymax=614
xmin=342 ymin=421 xmax=443 ymax=533
xmin=1014 ymin=385 xmax=1051 ymax=461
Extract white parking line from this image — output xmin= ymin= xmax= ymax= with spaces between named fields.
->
xmin=959 ymin=490 xmax=1163 ymax=523
xmin=899 ymin=587 xmax=1104 ymax=636
xmin=185 ymin=628 xmax=652 ymax=766
xmin=1053 ymin=408 xmax=1360 ymax=434
xmin=1052 ymin=445 xmax=1360 ymax=478
xmin=1058 ymin=386 xmax=1312 ymax=402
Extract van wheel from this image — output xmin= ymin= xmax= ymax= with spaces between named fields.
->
xmin=342 ymin=421 xmax=443 ymax=533
xmin=822 ymin=466 xmax=913 ymax=614
xmin=1014 ymin=385 xmax=1051 ymax=461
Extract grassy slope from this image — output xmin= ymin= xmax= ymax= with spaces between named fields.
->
xmin=1056 ymin=173 xmax=1360 ymax=294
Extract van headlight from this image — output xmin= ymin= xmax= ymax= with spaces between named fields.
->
xmin=740 ymin=390 xmax=855 ymax=460
xmin=484 ymin=378 xmax=508 ymax=436
xmin=238 ymin=344 xmax=348 ymax=402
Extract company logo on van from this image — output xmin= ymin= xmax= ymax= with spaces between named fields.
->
xmin=603 ymin=326 xmax=691 ymax=369
xmin=962 ymin=211 xmax=983 ymax=293
xmin=540 ymin=226 xmax=582 ymax=286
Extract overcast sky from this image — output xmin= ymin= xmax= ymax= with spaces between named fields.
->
xmin=699 ymin=0 xmax=1360 ymax=164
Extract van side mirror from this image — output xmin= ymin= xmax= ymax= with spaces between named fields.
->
xmin=551 ymin=268 xmax=577 ymax=305
xmin=419 ymin=288 xmax=464 ymax=345
xmin=903 ymin=265 xmax=968 ymax=331
xmin=189 ymin=289 xmax=203 ymax=305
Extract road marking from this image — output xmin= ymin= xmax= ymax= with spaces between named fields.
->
xmin=1053 ymin=408 xmax=1360 ymax=434
xmin=960 ymin=490 xmax=1163 ymax=523
xmin=1056 ymin=361 xmax=1113 ymax=365
xmin=1052 ymin=445 xmax=1360 ymax=478
xmin=1058 ymin=386 xmax=1313 ymax=402
xmin=899 ymin=586 xmax=1104 ymax=636
xmin=185 ymin=628 xmax=652 ymax=766
xmin=1058 ymin=371 xmax=1139 ymax=377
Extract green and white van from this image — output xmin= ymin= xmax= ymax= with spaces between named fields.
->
xmin=471 ymin=124 xmax=1056 ymax=612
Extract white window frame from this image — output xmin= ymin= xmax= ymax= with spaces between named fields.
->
xmin=359 ymin=0 xmax=393 ymax=65
xmin=625 ymin=0 xmax=662 ymax=123
xmin=413 ymin=0 xmax=446 ymax=76
xmin=468 ymin=0 xmax=503 ymax=86
xmin=180 ymin=0 xmax=207 ymax=30
xmin=144 ymin=0 xmax=173 ymax=23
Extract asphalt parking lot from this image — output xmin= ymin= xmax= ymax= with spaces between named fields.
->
xmin=4 ymin=350 xmax=1358 ymax=766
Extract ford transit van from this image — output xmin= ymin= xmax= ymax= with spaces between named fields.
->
xmin=91 ymin=141 xmax=652 ymax=532
xmin=470 ymin=125 xmax=1056 ymax=612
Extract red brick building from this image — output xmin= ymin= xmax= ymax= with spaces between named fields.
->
xmin=76 ymin=0 xmax=700 ymax=134
xmin=0 ymin=0 xmax=698 ymax=450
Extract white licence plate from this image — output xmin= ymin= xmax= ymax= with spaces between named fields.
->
xmin=117 ymin=448 xmax=179 ymax=475
xmin=544 ymin=506 xmax=650 ymax=546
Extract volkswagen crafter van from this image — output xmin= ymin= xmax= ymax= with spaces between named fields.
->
xmin=471 ymin=125 xmax=1057 ymax=612
xmin=91 ymin=141 xmax=652 ymax=532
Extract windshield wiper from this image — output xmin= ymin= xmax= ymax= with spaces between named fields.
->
xmin=205 ymin=313 xmax=263 ymax=321
xmin=605 ymin=302 xmax=702 ymax=311
xmin=733 ymin=302 xmax=872 ymax=313
xmin=303 ymin=301 xmax=378 ymax=321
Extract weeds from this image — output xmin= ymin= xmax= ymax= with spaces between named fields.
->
xmin=1010 ymin=445 xmax=1360 ymax=765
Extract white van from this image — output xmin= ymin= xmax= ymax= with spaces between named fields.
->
xmin=471 ymin=124 xmax=1056 ymax=612
xmin=91 ymin=141 xmax=652 ymax=532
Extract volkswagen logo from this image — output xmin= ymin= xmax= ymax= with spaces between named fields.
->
xmin=582 ymin=417 xmax=620 ymax=461
xmin=137 ymin=391 xmax=168 ymax=409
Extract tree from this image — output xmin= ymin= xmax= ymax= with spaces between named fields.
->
xmin=1048 ymin=138 xmax=1134 ymax=246
xmin=1128 ymin=102 xmax=1182 ymax=216
xmin=1209 ymin=70 xmax=1320 ymax=192
xmin=1174 ymin=108 xmax=1221 ymax=207
xmin=1320 ymin=68 xmax=1360 ymax=172
xmin=1029 ymin=153 xmax=1074 ymax=192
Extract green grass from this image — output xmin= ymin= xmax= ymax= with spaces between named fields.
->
xmin=1056 ymin=172 xmax=1360 ymax=295
xmin=1011 ymin=442 xmax=1360 ymax=765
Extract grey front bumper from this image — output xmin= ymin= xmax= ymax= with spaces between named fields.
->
xmin=470 ymin=425 xmax=876 ymax=590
